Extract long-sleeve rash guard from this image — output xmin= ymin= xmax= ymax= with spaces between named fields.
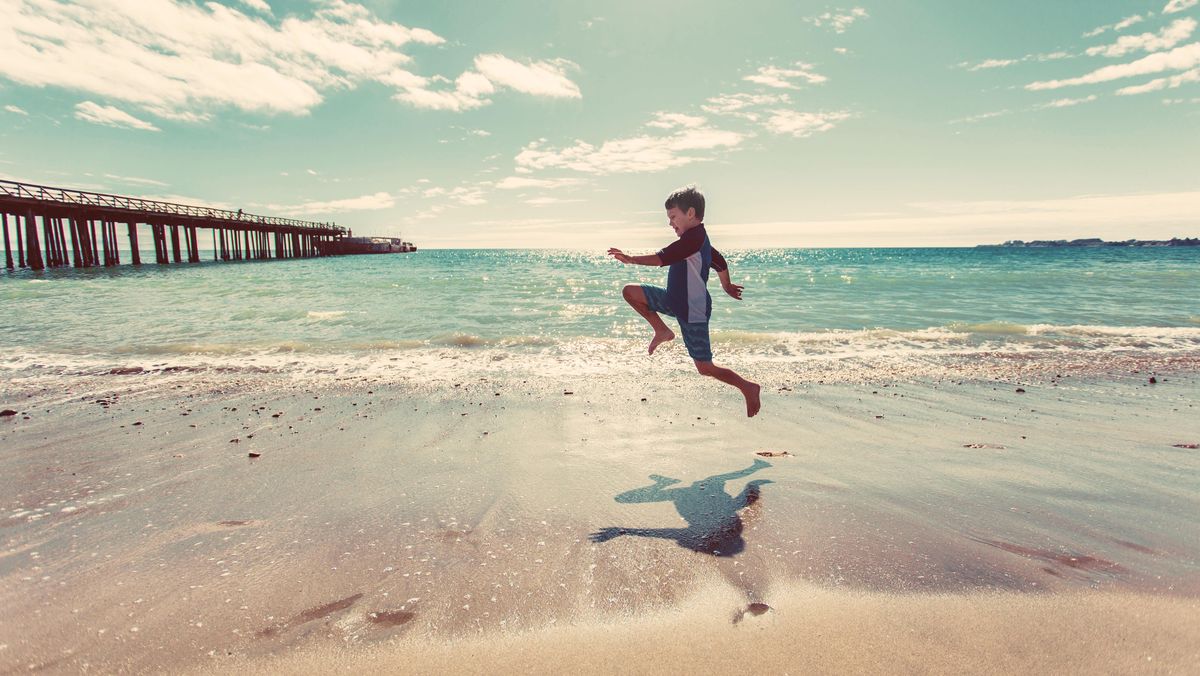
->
xmin=655 ymin=224 xmax=727 ymax=323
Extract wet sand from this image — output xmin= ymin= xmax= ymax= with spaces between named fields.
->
xmin=2 ymin=364 xmax=1199 ymax=673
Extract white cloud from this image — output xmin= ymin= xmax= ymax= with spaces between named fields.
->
xmin=4 ymin=105 xmax=28 ymax=115
xmin=1 ymin=0 xmax=447 ymax=121
xmin=1164 ymin=0 xmax=1199 ymax=14
xmin=1084 ymin=14 xmax=1147 ymax=38
xmin=1027 ymin=42 xmax=1200 ymax=90
xmin=472 ymin=54 xmax=581 ymax=99
xmin=267 ymin=191 xmax=395 ymax=216
xmin=469 ymin=129 xmax=491 ymax=137
xmin=73 ymin=101 xmax=160 ymax=131
xmin=949 ymin=109 xmax=1013 ymax=124
xmin=743 ymin=63 xmax=827 ymax=89
xmin=0 ymin=1 xmax=577 ymax=121
xmin=103 ymin=173 xmax=168 ymax=187
xmin=524 ymin=196 xmax=583 ymax=206
xmin=645 ymin=112 xmax=707 ymax=129
xmin=833 ymin=47 xmax=849 ymax=55
xmin=1086 ymin=18 xmax=1196 ymax=57
xmin=394 ymin=54 xmax=581 ymax=111
xmin=1116 ymin=67 xmax=1200 ymax=94
xmin=804 ymin=7 xmax=869 ymax=33
xmin=1036 ymin=94 xmax=1099 ymax=108
xmin=701 ymin=92 xmax=790 ymax=121
xmin=969 ymin=58 xmax=1020 ymax=71
xmin=761 ymin=110 xmax=852 ymax=137
xmin=495 ymin=176 xmax=585 ymax=190
xmin=235 ymin=0 xmax=272 ymax=15
xmin=960 ymin=51 xmax=1076 ymax=71
xmin=515 ymin=123 xmax=747 ymax=175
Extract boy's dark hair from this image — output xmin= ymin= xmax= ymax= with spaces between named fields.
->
xmin=664 ymin=185 xmax=705 ymax=221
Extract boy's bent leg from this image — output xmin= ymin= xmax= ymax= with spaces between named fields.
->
xmin=622 ymin=285 xmax=675 ymax=355
xmin=695 ymin=360 xmax=762 ymax=418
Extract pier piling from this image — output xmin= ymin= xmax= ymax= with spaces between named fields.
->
xmin=2 ymin=213 xmax=11 ymax=269
xmin=25 ymin=209 xmax=44 ymax=271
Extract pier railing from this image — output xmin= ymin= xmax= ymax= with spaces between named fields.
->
xmin=1 ymin=179 xmax=348 ymax=270
xmin=0 ymin=180 xmax=340 ymax=230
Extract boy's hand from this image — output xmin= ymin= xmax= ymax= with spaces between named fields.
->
xmin=607 ymin=248 xmax=632 ymax=264
xmin=722 ymin=282 xmax=744 ymax=300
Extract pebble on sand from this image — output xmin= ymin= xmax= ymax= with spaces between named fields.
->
xmin=1015 ymin=388 xmax=1026 ymax=393
xmin=1173 ymin=443 xmax=1198 ymax=449
xmin=0 ymin=410 xmax=17 ymax=417
xmin=248 ymin=452 xmax=261 ymax=458
xmin=756 ymin=451 xmax=793 ymax=458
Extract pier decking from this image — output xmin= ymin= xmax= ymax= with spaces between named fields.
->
xmin=0 ymin=180 xmax=347 ymax=270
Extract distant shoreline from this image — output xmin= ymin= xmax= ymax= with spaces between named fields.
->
xmin=978 ymin=237 xmax=1200 ymax=248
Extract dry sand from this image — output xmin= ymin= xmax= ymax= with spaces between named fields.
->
xmin=2 ymin=366 xmax=1199 ymax=673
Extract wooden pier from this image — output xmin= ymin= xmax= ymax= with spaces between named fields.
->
xmin=0 ymin=180 xmax=347 ymax=271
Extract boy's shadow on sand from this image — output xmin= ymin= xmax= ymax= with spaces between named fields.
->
xmin=590 ymin=458 xmax=772 ymax=557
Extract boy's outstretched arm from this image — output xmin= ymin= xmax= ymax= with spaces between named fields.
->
xmin=712 ymin=249 xmax=743 ymax=300
xmin=607 ymin=248 xmax=662 ymax=266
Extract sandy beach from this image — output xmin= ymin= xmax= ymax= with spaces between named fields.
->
xmin=3 ymin=356 xmax=1199 ymax=673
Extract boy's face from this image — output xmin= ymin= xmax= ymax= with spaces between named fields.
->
xmin=666 ymin=206 xmax=701 ymax=237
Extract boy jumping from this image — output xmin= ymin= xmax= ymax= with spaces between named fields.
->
xmin=608 ymin=185 xmax=761 ymax=417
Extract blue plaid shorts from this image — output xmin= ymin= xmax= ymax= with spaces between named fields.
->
xmin=640 ymin=284 xmax=713 ymax=362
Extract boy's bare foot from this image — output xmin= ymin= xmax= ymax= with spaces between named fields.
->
xmin=648 ymin=329 xmax=675 ymax=355
xmin=743 ymin=381 xmax=761 ymax=417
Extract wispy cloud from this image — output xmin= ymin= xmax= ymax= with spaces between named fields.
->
xmin=967 ymin=58 xmax=1020 ymax=71
xmin=524 ymin=196 xmax=583 ymax=206
xmin=234 ymin=0 xmax=272 ymax=15
xmin=959 ymin=51 xmax=1074 ymax=71
xmin=743 ymin=63 xmax=827 ymax=89
xmin=804 ymin=8 xmax=869 ymax=34
xmin=701 ymin=93 xmax=791 ymax=121
xmin=4 ymin=104 xmax=28 ymax=116
xmin=267 ymin=191 xmax=395 ymax=216
xmin=474 ymin=55 xmax=581 ymax=99
xmin=1035 ymin=94 xmax=1099 ymax=108
xmin=395 ymin=54 xmax=581 ymax=111
xmin=514 ymin=123 xmax=747 ymax=175
xmin=761 ymin=110 xmax=852 ymax=137
xmin=103 ymin=173 xmax=169 ymax=187
xmin=74 ymin=101 xmax=160 ymax=131
xmin=1084 ymin=14 xmax=1147 ymax=38
xmin=1163 ymin=0 xmax=1199 ymax=14
xmin=950 ymin=109 xmax=1013 ymax=124
xmin=1116 ymin=67 xmax=1200 ymax=94
xmin=645 ymin=112 xmax=707 ymax=129
xmin=1027 ymin=42 xmax=1200 ymax=90
xmin=1085 ymin=18 xmax=1196 ymax=57
xmin=495 ymin=176 xmax=586 ymax=190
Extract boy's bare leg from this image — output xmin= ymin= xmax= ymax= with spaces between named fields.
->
xmin=695 ymin=361 xmax=761 ymax=417
xmin=622 ymin=285 xmax=675 ymax=354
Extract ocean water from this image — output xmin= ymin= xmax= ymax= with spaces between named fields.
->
xmin=2 ymin=247 xmax=1199 ymax=381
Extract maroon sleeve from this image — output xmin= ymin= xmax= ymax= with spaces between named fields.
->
xmin=710 ymin=248 xmax=728 ymax=273
xmin=655 ymin=228 xmax=704 ymax=266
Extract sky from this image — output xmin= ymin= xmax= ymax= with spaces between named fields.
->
xmin=1 ymin=0 xmax=1198 ymax=249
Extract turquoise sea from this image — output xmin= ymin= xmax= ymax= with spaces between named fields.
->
xmin=3 ymin=247 xmax=1199 ymax=380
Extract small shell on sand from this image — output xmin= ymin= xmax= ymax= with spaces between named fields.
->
xmin=756 ymin=451 xmax=792 ymax=458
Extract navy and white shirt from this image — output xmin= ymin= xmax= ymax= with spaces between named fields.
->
xmin=656 ymin=224 xmax=728 ymax=324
